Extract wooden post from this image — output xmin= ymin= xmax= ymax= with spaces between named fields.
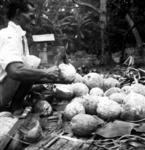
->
xmin=100 ymin=0 xmax=107 ymax=58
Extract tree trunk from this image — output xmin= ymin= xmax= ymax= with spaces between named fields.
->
xmin=100 ymin=0 xmax=108 ymax=63
xmin=125 ymin=14 xmax=142 ymax=47
xmin=120 ymin=13 xmax=143 ymax=62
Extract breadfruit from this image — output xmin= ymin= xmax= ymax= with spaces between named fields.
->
xmin=59 ymin=63 xmax=76 ymax=82
xmin=97 ymin=99 xmax=122 ymax=120
xmin=104 ymin=87 xmax=122 ymax=97
xmin=90 ymin=87 xmax=104 ymax=96
xmin=63 ymin=101 xmax=85 ymax=120
xmin=71 ymin=114 xmax=103 ymax=137
xmin=121 ymin=92 xmax=145 ymax=121
xmin=103 ymin=77 xmax=120 ymax=91
xmin=72 ymin=83 xmax=89 ymax=97
xmin=83 ymin=73 xmax=104 ymax=89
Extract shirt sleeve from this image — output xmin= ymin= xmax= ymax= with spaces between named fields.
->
xmin=0 ymin=34 xmax=23 ymax=70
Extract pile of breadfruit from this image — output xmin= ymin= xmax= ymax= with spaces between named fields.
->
xmin=52 ymin=62 xmax=145 ymax=137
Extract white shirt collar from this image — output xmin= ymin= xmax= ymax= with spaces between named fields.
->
xmin=8 ymin=21 xmax=26 ymax=36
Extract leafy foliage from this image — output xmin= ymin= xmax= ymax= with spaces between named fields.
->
xmin=28 ymin=0 xmax=101 ymax=54
xmin=107 ymin=0 xmax=145 ymax=53
xmin=0 ymin=0 xmax=7 ymax=29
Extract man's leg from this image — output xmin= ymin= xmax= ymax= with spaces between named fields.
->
xmin=0 ymin=77 xmax=20 ymax=111
xmin=10 ymin=82 xmax=32 ymax=112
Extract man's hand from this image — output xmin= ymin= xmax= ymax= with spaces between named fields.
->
xmin=45 ymin=66 xmax=60 ymax=81
xmin=45 ymin=66 xmax=69 ymax=83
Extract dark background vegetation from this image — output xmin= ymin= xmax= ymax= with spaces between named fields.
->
xmin=1 ymin=0 xmax=145 ymax=65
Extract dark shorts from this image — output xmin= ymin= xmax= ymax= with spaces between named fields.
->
xmin=0 ymin=77 xmax=20 ymax=109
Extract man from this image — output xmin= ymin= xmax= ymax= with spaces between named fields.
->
xmin=0 ymin=0 xmax=62 ymax=111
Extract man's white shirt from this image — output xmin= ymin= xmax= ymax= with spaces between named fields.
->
xmin=0 ymin=21 xmax=29 ymax=82
xmin=0 ymin=21 xmax=41 ymax=106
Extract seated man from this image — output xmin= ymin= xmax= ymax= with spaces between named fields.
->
xmin=0 ymin=0 xmax=62 ymax=111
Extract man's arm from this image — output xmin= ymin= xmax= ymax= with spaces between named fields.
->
xmin=6 ymin=62 xmax=59 ymax=83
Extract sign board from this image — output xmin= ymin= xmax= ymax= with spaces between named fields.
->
xmin=32 ymin=34 xmax=55 ymax=42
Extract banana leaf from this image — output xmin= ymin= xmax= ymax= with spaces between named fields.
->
xmin=95 ymin=120 xmax=137 ymax=138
